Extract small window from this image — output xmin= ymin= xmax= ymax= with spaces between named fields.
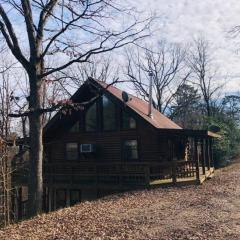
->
xmin=103 ymin=95 xmax=116 ymax=131
xmin=123 ymin=140 xmax=138 ymax=160
xmin=56 ymin=189 xmax=66 ymax=209
xmin=66 ymin=143 xmax=78 ymax=160
xmin=85 ymin=102 xmax=97 ymax=131
xmin=70 ymin=190 xmax=81 ymax=206
xmin=122 ymin=111 xmax=136 ymax=129
xmin=69 ymin=122 xmax=80 ymax=132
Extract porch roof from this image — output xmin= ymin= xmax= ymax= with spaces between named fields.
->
xmin=158 ymin=129 xmax=221 ymax=138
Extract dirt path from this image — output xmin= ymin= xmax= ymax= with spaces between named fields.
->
xmin=0 ymin=158 xmax=240 ymax=240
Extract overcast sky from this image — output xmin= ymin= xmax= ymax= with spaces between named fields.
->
xmin=128 ymin=0 xmax=240 ymax=93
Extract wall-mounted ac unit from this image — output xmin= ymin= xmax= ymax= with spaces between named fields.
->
xmin=80 ymin=144 xmax=96 ymax=153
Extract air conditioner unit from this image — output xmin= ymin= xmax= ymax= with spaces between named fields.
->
xmin=80 ymin=144 xmax=96 ymax=153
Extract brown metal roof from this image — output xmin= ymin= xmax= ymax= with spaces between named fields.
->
xmin=92 ymin=79 xmax=182 ymax=130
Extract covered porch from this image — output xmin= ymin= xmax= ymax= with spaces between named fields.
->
xmin=149 ymin=129 xmax=220 ymax=186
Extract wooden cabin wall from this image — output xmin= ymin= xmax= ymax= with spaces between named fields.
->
xmin=46 ymin=121 xmax=168 ymax=164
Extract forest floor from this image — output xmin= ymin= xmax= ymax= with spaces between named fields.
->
xmin=0 ymin=158 xmax=240 ymax=240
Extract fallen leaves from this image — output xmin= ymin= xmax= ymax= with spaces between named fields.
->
xmin=0 ymin=158 xmax=240 ymax=240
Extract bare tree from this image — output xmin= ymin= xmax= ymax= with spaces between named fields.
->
xmin=126 ymin=41 xmax=188 ymax=114
xmin=0 ymin=0 xmax=152 ymax=216
xmin=54 ymin=54 xmax=120 ymax=94
xmin=187 ymin=37 xmax=223 ymax=117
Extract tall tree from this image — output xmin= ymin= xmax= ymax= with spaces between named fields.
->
xmin=188 ymin=37 xmax=222 ymax=117
xmin=0 ymin=0 xmax=151 ymax=216
xmin=170 ymin=83 xmax=202 ymax=128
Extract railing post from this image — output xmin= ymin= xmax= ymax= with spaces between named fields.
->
xmin=194 ymin=139 xmax=200 ymax=183
xmin=209 ymin=138 xmax=214 ymax=168
xmin=206 ymin=138 xmax=211 ymax=170
xmin=145 ymin=165 xmax=150 ymax=187
xmin=201 ymin=140 xmax=206 ymax=175
xmin=172 ymin=159 xmax=177 ymax=184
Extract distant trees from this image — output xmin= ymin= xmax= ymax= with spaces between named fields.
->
xmin=126 ymin=41 xmax=188 ymax=114
xmin=170 ymin=83 xmax=201 ymax=128
xmin=221 ymin=95 xmax=240 ymax=124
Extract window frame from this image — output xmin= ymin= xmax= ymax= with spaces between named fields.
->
xmin=121 ymin=109 xmax=137 ymax=130
xmin=65 ymin=142 xmax=79 ymax=161
xmin=122 ymin=139 xmax=139 ymax=161
xmin=102 ymin=94 xmax=117 ymax=132
xmin=84 ymin=100 xmax=98 ymax=132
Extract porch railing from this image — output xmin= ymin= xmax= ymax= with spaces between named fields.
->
xmin=44 ymin=160 xmax=202 ymax=187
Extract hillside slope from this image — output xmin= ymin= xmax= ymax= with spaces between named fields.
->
xmin=1 ymin=159 xmax=240 ymax=240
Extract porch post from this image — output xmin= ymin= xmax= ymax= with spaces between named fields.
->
xmin=172 ymin=159 xmax=177 ymax=184
xmin=194 ymin=138 xmax=200 ymax=182
xmin=209 ymin=138 xmax=214 ymax=168
xmin=206 ymin=138 xmax=211 ymax=170
xmin=201 ymin=140 xmax=206 ymax=175
xmin=170 ymin=138 xmax=177 ymax=184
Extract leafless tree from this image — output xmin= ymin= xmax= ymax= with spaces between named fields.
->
xmin=0 ymin=0 xmax=152 ymax=216
xmin=187 ymin=37 xmax=223 ymax=117
xmin=54 ymin=54 xmax=120 ymax=94
xmin=126 ymin=41 xmax=188 ymax=114
xmin=0 ymin=48 xmax=18 ymax=139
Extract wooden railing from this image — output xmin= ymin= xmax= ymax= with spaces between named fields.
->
xmin=44 ymin=160 xmax=199 ymax=187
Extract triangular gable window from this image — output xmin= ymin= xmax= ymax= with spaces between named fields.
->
xmin=102 ymin=95 xmax=116 ymax=131
xmin=69 ymin=122 xmax=80 ymax=132
xmin=85 ymin=101 xmax=97 ymax=132
xmin=122 ymin=111 xmax=136 ymax=129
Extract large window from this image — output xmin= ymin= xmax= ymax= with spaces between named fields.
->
xmin=122 ymin=111 xmax=136 ymax=129
xmin=123 ymin=140 xmax=138 ymax=160
xmin=85 ymin=102 xmax=97 ymax=131
xmin=102 ymin=95 xmax=116 ymax=131
xmin=66 ymin=143 xmax=78 ymax=160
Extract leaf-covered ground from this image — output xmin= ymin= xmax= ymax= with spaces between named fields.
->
xmin=1 ymin=158 xmax=240 ymax=240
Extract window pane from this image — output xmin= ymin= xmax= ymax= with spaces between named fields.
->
xmin=69 ymin=122 xmax=79 ymax=132
xmin=122 ymin=111 xmax=136 ymax=129
xmin=66 ymin=143 xmax=78 ymax=160
xmin=124 ymin=140 xmax=138 ymax=160
xmin=103 ymin=95 xmax=116 ymax=131
xmin=85 ymin=102 xmax=97 ymax=131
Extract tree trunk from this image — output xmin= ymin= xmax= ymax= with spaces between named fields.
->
xmin=27 ymin=71 xmax=43 ymax=217
xmin=206 ymin=102 xmax=211 ymax=117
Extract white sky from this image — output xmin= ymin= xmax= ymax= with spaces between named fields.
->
xmin=127 ymin=0 xmax=240 ymax=93
xmin=2 ymin=0 xmax=240 ymax=95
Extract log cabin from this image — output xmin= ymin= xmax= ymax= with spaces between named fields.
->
xmin=12 ymin=77 xmax=220 ymax=218
xmin=42 ymin=78 xmax=219 ymax=212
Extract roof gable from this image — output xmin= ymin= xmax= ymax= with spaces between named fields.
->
xmin=92 ymin=79 xmax=181 ymax=130
xmin=44 ymin=78 xmax=181 ymax=138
